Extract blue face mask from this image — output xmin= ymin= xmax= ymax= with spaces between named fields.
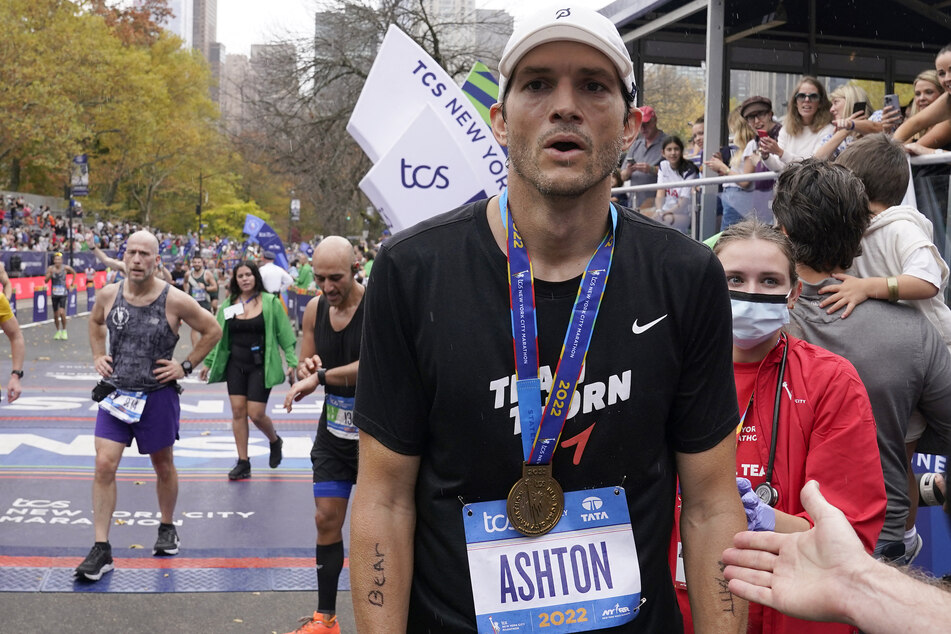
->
xmin=729 ymin=290 xmax=790 ymax=350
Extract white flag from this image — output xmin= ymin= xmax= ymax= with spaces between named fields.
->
xmin=348 ymin=25 xmax=507 ymax=202
xmin=359 ymin=106 xmax=486 ymax=232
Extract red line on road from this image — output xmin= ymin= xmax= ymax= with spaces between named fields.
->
xmin=0 ymin=555 xmax=349 ymax=569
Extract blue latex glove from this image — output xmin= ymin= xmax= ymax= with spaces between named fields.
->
xmin=737 ymin=477 xmax=776 ymax=531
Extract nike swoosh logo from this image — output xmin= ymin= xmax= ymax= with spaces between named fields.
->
xmin=632 ymin=314 xmax=668 ymax=334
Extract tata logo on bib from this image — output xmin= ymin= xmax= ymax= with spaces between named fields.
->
xmin=401 ymin=159 xmax=450 ymax=190
xmin=581 ymin=496 xmax=609 ymax=522
xmin=482 ymin=512 xmax=515 ymax=533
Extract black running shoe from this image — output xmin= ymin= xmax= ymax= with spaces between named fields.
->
xmin=153 ymin=523 xmax=180 ymax=556
xmin=269 ymin=436 xmax=283 ymax=468
xmin=75 ymin=542 xmax=114 ymax=581
xmin=228 ymin=458 xmax=251 ymax=480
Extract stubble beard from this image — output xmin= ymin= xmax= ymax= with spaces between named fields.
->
xmin=508 ymin=125 xmax=624 ymax=198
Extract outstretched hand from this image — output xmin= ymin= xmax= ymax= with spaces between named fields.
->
xmin=722 ymin=480 xmax=873 ymax=625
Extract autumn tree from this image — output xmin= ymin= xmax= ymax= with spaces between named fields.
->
xmin=232 ymin=0 xmax=511 ymax=236
xmin=642 ymin=63 xmax=707 ymax=142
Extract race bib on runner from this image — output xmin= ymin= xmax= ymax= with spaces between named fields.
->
xmin=463 ymin=487 xmax=642 ymax=633
xmin=191 ymin=287 xmax=207 ymax=302
xmin=99 ymin=389 xmax=148 ymax=425
xmin=52 ymin=284 xmax=66 ymax=296
xmin=223 ymin=303 xmax=244 ymax=320
xmin=325 ymin=394 xmax=357 ymax=440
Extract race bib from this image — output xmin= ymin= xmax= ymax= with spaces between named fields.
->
xmin=191 ymin=287 xmax=207 ymax=302
xmin=223 ymin=303 xmax=244 ymax=320
xmin=52 ymin=284 xmax=66 ymax=296
xmin=325 ymin=394 xmax=357 ymax=440
xmin=463 ymin=487 xmax=642 ymax=633
xmin=99 ymin=389 xmax=148 ymax=424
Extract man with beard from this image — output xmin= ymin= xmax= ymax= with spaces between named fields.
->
xmin=75 ymin=230 xmax=220 ymax=581
xmin=349 ymin=7 xmax=746 ymax=633
xmin=280 ymin=236 xmax=364 ymax=634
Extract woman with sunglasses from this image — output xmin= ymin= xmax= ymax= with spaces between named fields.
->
xmin=674 ymin=219 xmax=886 ymax=633
xmin=761 ymin=77 xmax=834 ymax=171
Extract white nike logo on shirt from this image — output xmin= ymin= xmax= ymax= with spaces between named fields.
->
xmin=631 ymin=314 xmax=668 ymax=334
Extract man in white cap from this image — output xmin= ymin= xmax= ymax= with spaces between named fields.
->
xmin=258 ymin=250 xmax=293 ymax=295
xmin=350 ymin=6 xmax=746 ymax=633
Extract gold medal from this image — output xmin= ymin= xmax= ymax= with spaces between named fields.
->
xmin=506 ymin=462 xmax=564 ymax=536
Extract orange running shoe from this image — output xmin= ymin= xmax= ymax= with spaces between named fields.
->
xmin=284 ymin=612 xmax=340 ymax=634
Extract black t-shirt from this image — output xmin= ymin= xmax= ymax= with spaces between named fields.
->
xmin=354 ymin=199 xmax=738 ymax=633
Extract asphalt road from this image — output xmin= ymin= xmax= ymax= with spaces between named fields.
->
xmin=0 ymin=311 xmax=358 ymax=634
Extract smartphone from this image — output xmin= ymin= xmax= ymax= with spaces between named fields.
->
xmin=883 ymin=93 xmax=901 ymax=112
xmin=852 ymin=101 xmax=867 ymax=114
xmin=756 ymin=129 xmax=769 ymax=138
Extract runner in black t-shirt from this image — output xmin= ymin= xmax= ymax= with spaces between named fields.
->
xmin=281 ymin=236 xmax=364 ymax=634
xmin=349 ymin=7 xmax=746 ymax=634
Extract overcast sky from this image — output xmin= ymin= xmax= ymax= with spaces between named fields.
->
xmin=216 ymin=0 xmax=612 ymax=57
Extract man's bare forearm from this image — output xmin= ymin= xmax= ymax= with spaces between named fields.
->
xmin=682 ymin=503 xmax=749 ymax=633
xmin=350 ymin=496 xmax=416 ymax=631
xmin=351 ymin=434 xmax=420 ymax=631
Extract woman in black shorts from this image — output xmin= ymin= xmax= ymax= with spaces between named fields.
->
xmin=200 ymin=261 xmax=298 ymax=480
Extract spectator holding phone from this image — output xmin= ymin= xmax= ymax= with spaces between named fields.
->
xmin=619 ymin=105 xmax=665 ymax=209
xmin=654 ymin=135 xmax=699 ymax=233
xmin=761 ymin=77 xmax=834 ymax=170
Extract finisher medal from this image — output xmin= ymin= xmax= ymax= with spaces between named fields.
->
xmin=506 ymin=463 xmax=565 ymax=536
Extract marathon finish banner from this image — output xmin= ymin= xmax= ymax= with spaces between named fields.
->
xmin=347 ymin=26 xmax=506 ymax=230
xmin=359 ymin=106 xmax=486 ymax=232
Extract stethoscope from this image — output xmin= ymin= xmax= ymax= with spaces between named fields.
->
xmin=754 ymin=333 xmax=789 ymax=507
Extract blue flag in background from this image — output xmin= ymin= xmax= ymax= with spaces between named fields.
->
xmin=243 ymin=214 xmax=290 ymax=271
xmin=243 ymin=215 xmax=265 ymax=237
xmin=300 ymin=242 xmax=314 ymax=257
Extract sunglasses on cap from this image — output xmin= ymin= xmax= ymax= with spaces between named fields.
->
xmin=744 ymin=110 xmax=771 ymax=121
xmin=795 ymin=92 xmax=821 ymax=102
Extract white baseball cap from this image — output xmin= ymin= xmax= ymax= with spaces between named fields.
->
xmin=497 ymin=6 xmax=636 ymax=102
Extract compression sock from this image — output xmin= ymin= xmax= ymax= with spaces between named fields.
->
xmin=316 ymin=541 xmax=344 ymax=615
xmin=904 ymin=526 xmax=919 ymax=551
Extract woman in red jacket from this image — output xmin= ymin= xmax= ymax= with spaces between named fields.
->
xmin=675 ymin=219 xmax=887 ymax=634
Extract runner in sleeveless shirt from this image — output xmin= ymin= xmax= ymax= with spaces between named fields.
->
xmin=45 ymin=252 xmax=76 ymax=340
xmin=75 ymin=230 xmax=221 ymax=581
xmin=281 ymin=236 xmax=364 ymax=634
xmin=184 ymin=255 xmax=219 ymax=347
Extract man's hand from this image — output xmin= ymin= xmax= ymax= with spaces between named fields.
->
xmin=153 ymin=358 xmax=184 ymax=383
xmin=94 ymin=354 xmax=114 ymax=378
xmin=723 ymin=480 xmax=876 ymax=624
xmin=198 ymin=366 xmax=209 ymax=382
xmin=297 ymin=354 xmax=322 ymax=379
xmin=7 ymin=374 xmax=21 ymax=403
xmin=283 ymin=373 xmax=320 ymax=412
xmin=818 ymin=273 xmax=873 ymax=317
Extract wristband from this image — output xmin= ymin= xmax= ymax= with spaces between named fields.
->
xmin=317 ymin=368 xmax=327 ymax=386
xmin=886 ymin=276 xmax=899 ymax=303
xmin=10 ymin=370 xmax=23 ymax=378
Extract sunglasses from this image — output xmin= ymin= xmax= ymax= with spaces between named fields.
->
xmin=795 ymin=92 xmax=821 ymax=102
xmin=744 ymin=110 xmax=771 ymax=121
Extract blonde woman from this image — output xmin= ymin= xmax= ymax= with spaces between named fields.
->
xmin=760 ymin=76 xmax=834 ymax=170
xmin=707 ymin=109 xmax=766 ymax=227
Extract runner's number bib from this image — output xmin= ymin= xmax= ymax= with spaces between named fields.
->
xmin=99 ymin=389 xmax=148 ymax=424
xmin=463 ymin=486 xmax=642 ymax=633
xmin=325 ymin=394 xmax=357 ymax=440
